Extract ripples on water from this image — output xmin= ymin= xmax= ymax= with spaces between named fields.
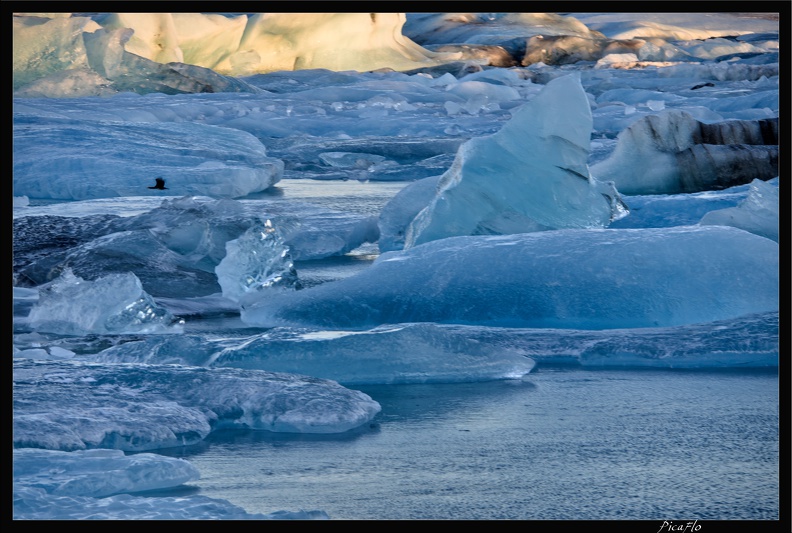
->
xmin=158 ymin=368 xmax=778 ymax=520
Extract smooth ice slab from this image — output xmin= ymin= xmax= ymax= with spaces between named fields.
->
xmin=13 ymin=114 xmax=283 ymax=200
xmin=13 ymin=484 xmax=328 ymax=520
xmin=89 ymin=323 xmax=537 ymax=385
xmin=13 ymin=448 xmax=199 ymax=498
xmin=243 ymin=225 xmax=778 ymax=330
xmin=452 ymin=311 xmax=778 ymax=368
xmin=13 ymin=359 xmax=382 ymax=451
xmin=404 ymin=74 xmax=627 ymax=249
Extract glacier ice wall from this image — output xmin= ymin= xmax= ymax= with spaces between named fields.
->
xmin=13 ymin=14 xmax=259 ymax=97
xmin=13 ymin=13 xmax=449 ymax=97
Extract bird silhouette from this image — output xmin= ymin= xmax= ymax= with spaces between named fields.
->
xmin=148 ymin=177 xmax=168 ymax=190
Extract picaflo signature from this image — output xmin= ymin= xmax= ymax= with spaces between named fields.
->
xmin=657 ymin=520 xmax=701 ymax=533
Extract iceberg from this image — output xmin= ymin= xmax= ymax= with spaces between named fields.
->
xmin=699 ymin=178 xmax=779 ymax=241
xmin=242 ymin=225 xmax=778 ymax=330
xmin=13 ymin=114 xmax=283 ymax=201
xmin=591 ymin=110 xmax=778 ymax=194
xmin=26 ymin=269 xmax=184 ymax=336
xmin=13 ymin=359 xmax=382 ymax=451
xmin=378 ymin=175 xmax=441 ymax=252
xmin=403 ymin=74 xmax=627 ymax=249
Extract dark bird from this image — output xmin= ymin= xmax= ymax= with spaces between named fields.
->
xmin=148 ymin=177 xmax=168 ymax=190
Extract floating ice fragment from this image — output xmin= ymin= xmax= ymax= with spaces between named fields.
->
xmin=26 ymin=269 xmax=183 ymax=335
xmin=215 ymin=219 xmax=300 ymax=306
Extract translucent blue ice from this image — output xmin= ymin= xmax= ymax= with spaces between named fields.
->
xmin=243 ymin=225 xmax=778 ymax=330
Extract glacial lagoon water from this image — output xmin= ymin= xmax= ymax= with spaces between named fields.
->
xmin=155 ymin=367 xmax=779 ymax=520
xmin=15 ymin=179 xmax=780 ymax=520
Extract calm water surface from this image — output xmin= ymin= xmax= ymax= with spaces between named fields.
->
xmin=157 ymin=368 xmax=779 ymax=520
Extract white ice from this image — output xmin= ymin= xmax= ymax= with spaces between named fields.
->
xmin=14 ymin=359 xmax=382 ymax=451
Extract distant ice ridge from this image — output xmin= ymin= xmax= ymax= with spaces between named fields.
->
xmin=13 ymin=114 xmax=283 ymax=201
xmin=381 ymin=74 xmax=627 ymax=251
xmin=12 ymin=13 xmax=448 ymax=97
xmin=13 ymin=359 xmax=382 ymax=451
xmin=25 ymin=269 xmax=183 ymax=336
xmin=243 ymin=225 xmax=778 ymax=330
xmin=591 ymin=110 xmax=778 ymax=195
xmin=13 ymin=448 xmax=328 ymax=519
xmin=12 ymin=14 xmax=261 ymax=97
